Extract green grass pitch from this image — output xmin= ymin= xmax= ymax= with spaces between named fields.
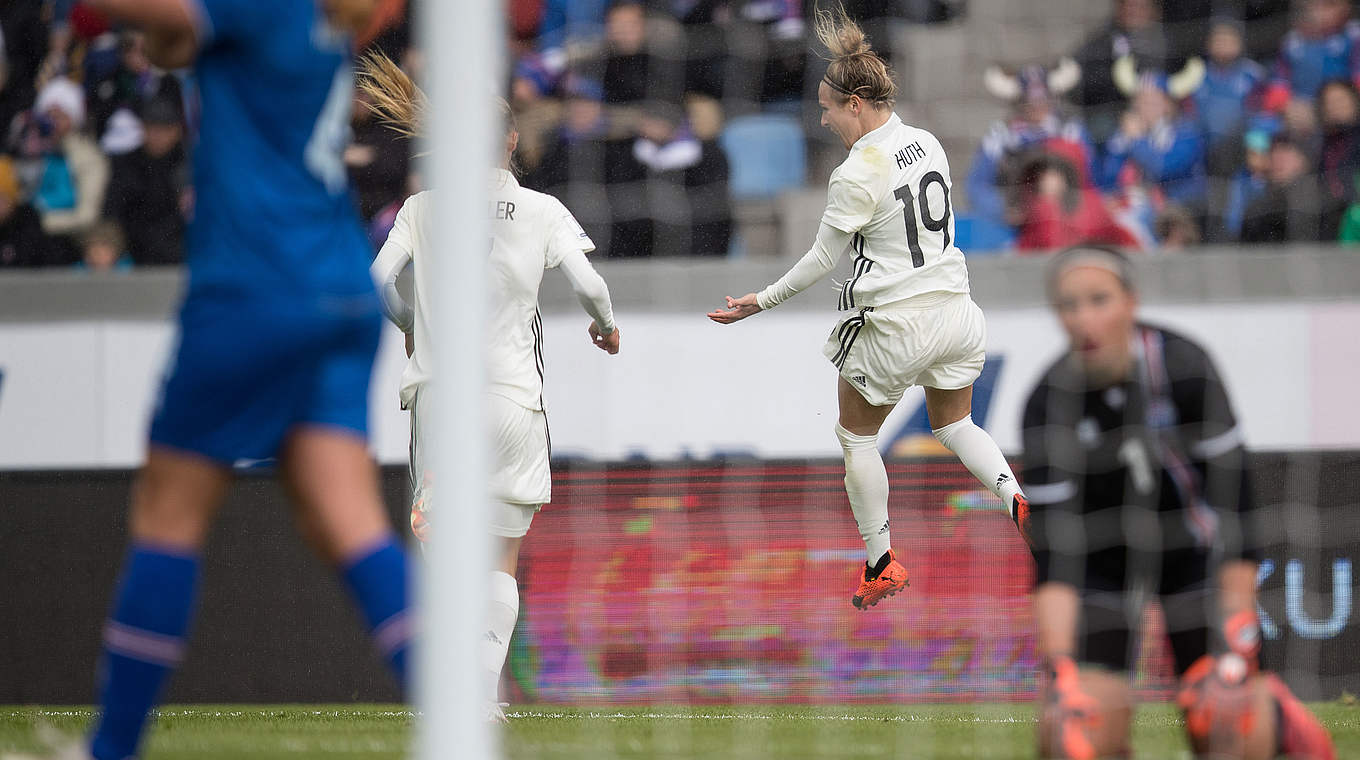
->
xmin=2 ymin=703 xmax=1358 ymax=758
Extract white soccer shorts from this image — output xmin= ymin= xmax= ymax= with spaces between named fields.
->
xmin=486 ymin=392 xmax=550 ymax=536
xmin=822 ymin=291 xmax=986 ymax=406
xmin=407 ymin=389 xmax=549 ymax=539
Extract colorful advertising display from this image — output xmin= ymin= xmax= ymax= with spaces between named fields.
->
xmin=509 ymin=459 xmax=1359 ymax=704
xmin=512 ymin=463 xmax=1133 ymax=704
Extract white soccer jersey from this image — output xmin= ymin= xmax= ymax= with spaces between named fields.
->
xmin=381 ymin=170 xmax=595 ymax=410
xmin=823 ymin=112 xmax=970 ymax=309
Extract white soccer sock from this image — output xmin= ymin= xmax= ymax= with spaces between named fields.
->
xmin=932 ymin=414 xmax=1023 ymax=514
xmin=836 ymin=423 xmax=891 ymax=565
xmin=483 ymin=570 xmax=519 ymax=703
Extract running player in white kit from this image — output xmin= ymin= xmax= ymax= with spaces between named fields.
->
xmin=709 ymin=8 xmax=1027 ymax=610
xmin=360 ymin=54 xmax=621 ymax=721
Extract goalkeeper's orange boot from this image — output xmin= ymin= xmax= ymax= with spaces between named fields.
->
xmin=1045 ymin=655 xmax=1102 ymax=760
xmin=851 ymin=550 xmax=908 ymax=609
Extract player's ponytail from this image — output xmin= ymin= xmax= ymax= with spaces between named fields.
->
xmin=496 ymin=97 xmax=517 ymax=140
xmin=357 ymin=51 xmax=426 ymax=140
xmin=358 ymin=52 xmax=522 ymax=174
xmin=813 ymin=4 xmax=897 ymax=107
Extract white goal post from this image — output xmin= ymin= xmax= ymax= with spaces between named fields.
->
xmin=416 ymin=0 xmax=502 ymax=758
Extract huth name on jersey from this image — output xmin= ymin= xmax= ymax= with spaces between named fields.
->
xmin=894 ymin=141 xmax=927 ymax=170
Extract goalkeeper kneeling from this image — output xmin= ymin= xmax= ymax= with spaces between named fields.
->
xmin=1018 ymin=246 xmax=1335 ymax=759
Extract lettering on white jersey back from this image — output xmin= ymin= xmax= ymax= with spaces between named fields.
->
xmin=893 ymin=141 xmax=927 ymax=169
xmin=394 ymin=172 xmax=595 ymax=411
xmin=823 ymin=113 xmax=969 ymax=310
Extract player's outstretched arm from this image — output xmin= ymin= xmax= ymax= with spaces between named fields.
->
xmin=706 ymin=293 xmax=762 ymax=324
xmin=84 ymin=0 xmax=199 ymax=68
xmin=711 ymin=222 xmax=854 ymax=325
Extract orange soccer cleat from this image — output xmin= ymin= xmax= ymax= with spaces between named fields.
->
xmin=1012 ymin=493 xmax=1033 ymax=549
xmin=851 ymin=550 xmax=908 ymax=609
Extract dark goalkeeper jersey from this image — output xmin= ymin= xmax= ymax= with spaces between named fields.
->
xmin=1019 ymin=324 xmax=1260 ymax=591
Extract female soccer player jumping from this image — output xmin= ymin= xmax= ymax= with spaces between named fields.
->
xmin=15 ymin=2 xmax=413 ymax=759
xmin=709 ymin=7 xmax=1027 ymax=610
xmin=361 ymin=55 xmax=621 ymax=722
xmin=1021 ymin=245 xmax=1333 ymax=759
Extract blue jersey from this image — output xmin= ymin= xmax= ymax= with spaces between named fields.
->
xmin=187 ymin=0 xmax=372 ymax=299
xmin=150 ymin=1 xmax=382 ymax=463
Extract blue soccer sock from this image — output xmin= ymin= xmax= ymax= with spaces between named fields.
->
xmin=342 ymin=536 xmax=411 ymax=691
xmin=89 ymin=544 xmax=200 ymax=760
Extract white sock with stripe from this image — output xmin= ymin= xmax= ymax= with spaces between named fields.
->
xmin=932 ymin=414 xmax=1023 ymax=514
xmin=836 ymin=423 xmax=892 ymax=565
xmin=484 ymin=570 xmax=519 ymax=703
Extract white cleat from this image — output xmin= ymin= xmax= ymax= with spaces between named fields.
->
xmin=1 ymin=724 xmax=92 ymax=760
xmin=484 ymin=701 xmax=510 ymax=725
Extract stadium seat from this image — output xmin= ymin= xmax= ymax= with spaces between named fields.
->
xmin=953 ymin=213 xmax=1014 ymax=255
xmin=719 ymin=114 xmax=807 ymax=201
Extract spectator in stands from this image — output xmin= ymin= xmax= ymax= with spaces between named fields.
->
xmin=1194 ymin=18 xmax=1266 ymax=174
xmin=1101 ymin=56 xmax=1208 ymax=215
xmin=614 ymin=101 xmax=730 ymax=257
xmin=1070 ymin=0 xmax=1168 ymax=143
xmin=1012 ymin=152 xmax=1143 ymax=253
xmin=967 ymin=58 xmax=1092 ymax=231
xmin=102 ymin=96 xmax=188 ymax=266
xmin=0 ymin=0 xmax=50 ymax=139
xmin=1262 ymin=0 xmax=1360 ymax=112
xmin=23 ymin=77 xmax=110 ymax=252
xmin=526 ymin=75 xmax=617 ymax=254
xmin=0 ymin=155 xmax=55 ymax=267
xmin=1240 ymin=134 xmax=1325 ymax=243
xmin=37 ymin=2 xmax=112 ymax=91
xmin=728 ymin=0 xmax=807 ymax=106
xmin=1220 ymin=127 xmax=1273 ymax=241
xmin=600 ymin=2 xmax=682 ymax=106
xmin=646 ymin=102 xmax=731 ymax=256
xmin=1317 ymin=78 xmax=1360 ymax=237
xmin=512 ymin=0 xmax=610 ymax=104
xmin=670 ymin=0 xmax=729 ymax=101
xmin=86 ymin=31 xmax=183 ymax=146
xmin=75 ymin=218 xmax=131 ymax=272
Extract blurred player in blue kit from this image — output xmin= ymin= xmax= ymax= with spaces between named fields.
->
xmin=9 ymin=2 xmax=413 ymax=759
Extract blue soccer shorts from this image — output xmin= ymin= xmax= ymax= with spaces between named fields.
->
xmin=149 ymin=291 xmax=382 ymax=465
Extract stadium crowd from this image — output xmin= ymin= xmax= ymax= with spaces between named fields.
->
xmin=974 ymin=0 xmax=1360 ymax=251
xmin=4 ymin=0 xmax=1360 ymax=267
